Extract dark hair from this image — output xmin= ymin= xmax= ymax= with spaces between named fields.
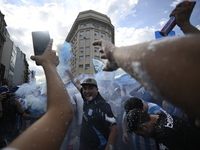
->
xmin=126 ymin=109 xmax=150 ymax=133
xmin=124 ymin=97 xmax=143 ymax=113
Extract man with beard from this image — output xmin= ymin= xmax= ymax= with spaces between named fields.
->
xmin=66 ymin=71 xmax=118 ymax=150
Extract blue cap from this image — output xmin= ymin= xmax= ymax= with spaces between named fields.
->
xmin=0 ymin=86 xmax=9 ymax=93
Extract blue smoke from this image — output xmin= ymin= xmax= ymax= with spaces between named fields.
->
xmin=57 ymin=41 xmax=73 ymax=84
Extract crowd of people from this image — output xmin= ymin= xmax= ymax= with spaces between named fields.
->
xmin=0 ymin=1 xmax=200 ymax=150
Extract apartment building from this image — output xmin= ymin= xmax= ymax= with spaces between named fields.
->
xmin=66 ymin=10 xmax=114 ymax=76
xmin=1 ymin=29 xmax=30 ymax=86
xmin=12 ymin=46 xmax=29 ymax=86
xmin=0 ymin=11 xmax=7 ymax=84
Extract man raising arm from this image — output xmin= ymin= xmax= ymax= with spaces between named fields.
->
xmin=93 ymin=34 xmax=200 ymax=118
xmin=4 ymin=39 xmax=73 ymax=150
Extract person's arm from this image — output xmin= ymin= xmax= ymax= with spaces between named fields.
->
xmin=93 ymin=34 xmax=200 ymax=118
xmin=23 ymin=112 xmax=44 ymax=120
xmin=170 ymin=1 xmax=200 ymax=34
xmin=105 ymin=125 xmax=119 ymax=150
xmin=7 ymin=39 xmax=73 ymax=150
xmin=66 ymin=70 xmax=82 ymax=91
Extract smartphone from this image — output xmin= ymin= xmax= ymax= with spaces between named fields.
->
xmin=32 ymin=31 xmax=50 ymax=65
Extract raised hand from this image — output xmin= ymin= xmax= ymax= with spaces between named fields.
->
xmin=93 ymin=40 xmax=119 ymax=71
xmin=30 ymin=39 xmax=59 ymax=67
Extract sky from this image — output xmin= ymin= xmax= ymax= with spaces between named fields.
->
xmin=0 ymin=0 xmax=200 ymax=84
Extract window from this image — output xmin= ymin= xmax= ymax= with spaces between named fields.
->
xmin=80 ymin=47 xmax=84 ymax=52
xmin=80 ymin=31 xmax=84 ymax=36
xmin=101 ymin=25 xmax=106 ymax=31
xmin=80 ymin=39 xmax=84 ymax=43
xmin=94 ymin=47 xmax=99 ymax=52
xmin=86 ymin=38 xmax=90 ymax=42
xmin=94 ymin=56 xmax=100 ymax=59
xmin=86 ymin=23 xmax=90 ymax=27
xmin=108 ymin=28 xmax=111 ymax=33
xmin=94 ymin=31 xmax=99 ymax=35
xmin=85 ymin=64 xmax=90 ymax=67
xmin=86 ymin=55 xmax=90 ymax=59
xmin=79 ymin=56 xmax=83 ymax=59
xmin=86 ymin=47 xmax=90 ymax=51
xmin=93 ymin=23 xmax=99 ymax=28
xmin=79 ymin=64 xmax=83 ymax=68
xmin=80 ymin=24 xmax=84 ymax=28
xmin=101 ymin=33 xmax=106 ymax=37
xmin=86 ymin=30 xmax=90 ymax=34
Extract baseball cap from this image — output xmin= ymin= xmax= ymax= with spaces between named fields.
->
xmin=0 ymin=86 xmax=9 ymax=93
xmin=81 ymin=78 xmax=97 ymax=87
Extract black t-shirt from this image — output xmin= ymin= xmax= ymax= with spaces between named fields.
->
xmin=155 ymin=112 xmax=200 ymax=150
xmin=80 ymin=93 xmax=117 ymax=150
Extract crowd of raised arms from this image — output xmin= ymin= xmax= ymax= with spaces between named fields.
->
xmin=0 ymin=1 xmax=200 ymax=150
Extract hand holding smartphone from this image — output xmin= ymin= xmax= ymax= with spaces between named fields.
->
xmin=32 ymin=31 xmax=50 ymax=65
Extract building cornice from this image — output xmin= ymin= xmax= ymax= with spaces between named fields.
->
xmin=66 ymin=10 xmax=114 ymax=42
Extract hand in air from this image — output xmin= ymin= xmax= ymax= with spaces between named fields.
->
xmin=30 ymin=39 xmax=60 ymax=67
xmin=170 ymin=1 xmax=196 ymax=27
xmin=93 ymin=40 xmax=119 ymax=71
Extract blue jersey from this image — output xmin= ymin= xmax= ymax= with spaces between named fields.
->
xmin=131 ymin=101 xmax=165 ymax=150
xmin=80 ymin=93 xmax=117 ymax=150
xmin=146 ymin=101 xmax=165 ymax=114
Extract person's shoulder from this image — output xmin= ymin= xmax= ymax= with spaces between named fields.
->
xmin=96 ymin=99 xmax=107 ymax=106
xmin=96 ymin=99 xmax=111 ymax=109
xmin=147 ymin=102 xmax=164 ymax=110
xmin=96 ymin=93 xmax=106 ymax=102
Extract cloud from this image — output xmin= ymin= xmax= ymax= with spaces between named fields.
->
xmin=197 ymin=25 xmax=200 ymax=30
xmin=0 ymin=0 xmax=140 ymax=84
xmin=170 ymin=0 xmax=182 ymax=8
xmin=158 ymin=18 xmax=168 ymax=27
xmin=106 ymin=0 xmax=138 ymax=25
xmin=2 ymin=0 xmax=199 ymax=85
xmin=115 ymin=26 xmax=156 ymax=46
xmin=1 ymin=1 xmax=74 ymax=82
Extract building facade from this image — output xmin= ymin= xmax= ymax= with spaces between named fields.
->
xmin=0 ymin=11 xmax=7 ymax=85
xmin=0 ymin=11 xmax=31 ymax=87
xmin=1 ymin=29 xmax=30 ymax=86
xmin=12 ymin=46 xmax=29 ymax=86
xmin=1 ymin=31 xmax=14 ymax=86
xmin=66 ymin=10 xmax=114 ymax=76
xmin=0 ymin=11 xmax=7 ymax=62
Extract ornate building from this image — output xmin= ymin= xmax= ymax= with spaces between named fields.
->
xmin=66 ymin=10 xmax=114 ymax=76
